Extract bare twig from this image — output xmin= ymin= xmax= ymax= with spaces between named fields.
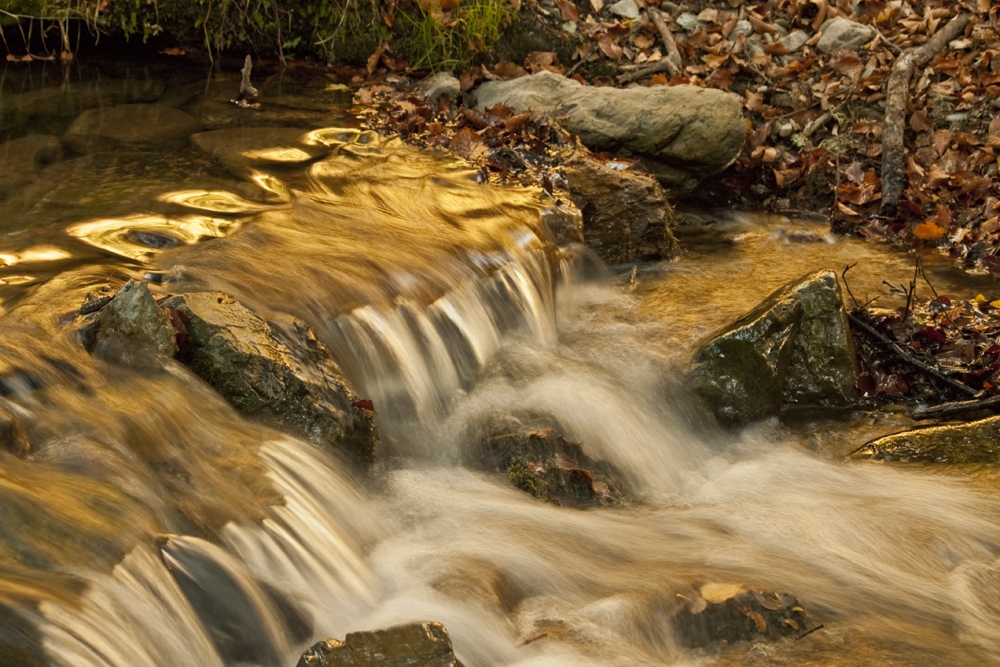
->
xmin=797 ymin=625 xmax=825 ymax=640
xmin=565 ymin=46 xmax=592 ymax=78
xmin=911 ymin=394 xmax=1000 ymax=420
xmin=617 ymin=58 xmax=675 ymax=84
xmin=847 ymin=312 xmax=981 ymax=397
xmin=841 ymin=263 xmax=860 ymax=308
xmin=648 ymin=7 xmax=682 ymax=73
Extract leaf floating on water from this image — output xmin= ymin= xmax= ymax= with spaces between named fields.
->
xmin=352 ymin=399 xmax=375 ymax=411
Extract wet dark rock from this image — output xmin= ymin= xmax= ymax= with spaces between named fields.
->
xmin=62 ymin=104 xmax=201 ymax=154
xmin=297 ymin=621 xmax=463 ymax=667
xmin=95 ymin=280 xmax=178 ymax=358
xmin=472 ymin=71 xmax=746 ymax=195
xmin=190 ymin=127 xmax=328 ymax=177
xmin=670 ymin=583 xmax=810 ymax=648
xmin=687 ymin=269 xmax=858 ymax=427
xmin=851 ymin=415 xmax=1000 ymax=463
xmin=161 ymin=535 xmax=302 ymax=667
xmin=161 ymin=292 xmax=378 ymax=466
xmin=0 ymin=135 xmax=63 ymax=200
xmin=464 ymin=415 xmax=627 ymax=506
xmin=561 ymin=151 xmax=676 ymax=263
xmin=539 ymin=202 xmax=585 ymax=246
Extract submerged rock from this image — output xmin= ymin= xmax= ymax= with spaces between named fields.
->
xmin=0 ymin=135 xmax=62 ymax=200
xmin=472 ymin=71 xmax=746 ymax=194
xmin=161 ymin=292 xmax=378 ymax=466
xmin=851 ymin=415 xmax=1000 ymax=463
xmin=190 ymin=127 xmax=328 ymax=177
xmin=671 ymin=583 xmax=810 ymax=648
xmin=464 ymin=415 xmax=627 ymax=506
xmin=687 ymin=269 xmax=858 ymax=426
xmin=62 ymin=104 xmax=201 ymax=153
xmin=95 ymin=280 xmax=178 ymax=358
xmin=297 ymin=621 xmax=463 ymax=667
xmin=561 ymin=150 xmax=676 ymax=263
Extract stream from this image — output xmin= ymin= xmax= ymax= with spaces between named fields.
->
xmin=4 ymin=59 xmax=1000 ymax=667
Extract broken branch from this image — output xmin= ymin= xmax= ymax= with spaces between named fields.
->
xmin=879 ymin=13 xmax=971 ymax=216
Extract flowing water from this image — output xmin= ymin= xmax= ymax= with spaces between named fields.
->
xmin=3 ymin=60 xmax=1000 ymax=667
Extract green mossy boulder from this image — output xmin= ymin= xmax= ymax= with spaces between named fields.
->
xmin=687 ymin=269 xmax=858 ymax=427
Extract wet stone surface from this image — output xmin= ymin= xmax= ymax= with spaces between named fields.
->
xmin=464 ymin=414 xmax=628 ymax=506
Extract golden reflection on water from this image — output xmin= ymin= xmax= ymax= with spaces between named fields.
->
xmin=66 ymin=214 xmax=243 ymax=262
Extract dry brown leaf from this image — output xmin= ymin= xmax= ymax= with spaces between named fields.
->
xmin=909 ymin=110 xmax=932 ymax=132
xmin=366 ymin=42 xmax=388 ymax=74
xmin=597 ymin=33 xmax=623 ymax=60
xmin=554 ymin=0 xmax=579 ymax=22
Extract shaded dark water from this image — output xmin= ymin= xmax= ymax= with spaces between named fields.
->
xmin=3 ymin=60 xmax=1000 ymax=666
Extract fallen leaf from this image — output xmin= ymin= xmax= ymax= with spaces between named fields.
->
xmin=914 ymin=221 xmax=947 ymax=240
xmin=554 ymin=0 xmax=579 ymax=21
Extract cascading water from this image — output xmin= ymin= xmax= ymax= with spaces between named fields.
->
xmin=4 ymin=65 xmax=1000 ymax=667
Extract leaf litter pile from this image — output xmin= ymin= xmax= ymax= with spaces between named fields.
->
xmin=846 ymin=261 xmax=1000 ymax=418
xmin=345 ymin=0 xmax=1000 ymax=275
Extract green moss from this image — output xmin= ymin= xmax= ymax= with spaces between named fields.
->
xmin=506 ymin=460 xmax=549 ymax=500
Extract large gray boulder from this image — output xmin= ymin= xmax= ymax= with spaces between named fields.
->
xmin=161 ymin=292 xmax=378 ymax=466
xmin=297 ymin=621 xmax=463 ymax=667
xmin=62 ymin=104 xmax=201 ymax=153
xmin=851 ymin=416 xmax=1000 ymax=463
xmin=0 ymin=135 xmax=62 ymax=200
xmin=687 ymin=270 xmax=858 ymax=426
xmin=473 ymin=71 xmax=746 ymax=194
xmin=561 ymin=151 xmax=676 ymax=263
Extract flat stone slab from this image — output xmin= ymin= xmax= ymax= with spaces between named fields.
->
xmin=63 ymin=104 xmax=201 ymax=153
xmin=851 ymin=415 xmax=1000 ymax=464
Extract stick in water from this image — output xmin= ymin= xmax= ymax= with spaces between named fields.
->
xmin=240 ymin=54 xmax=258 ymax=100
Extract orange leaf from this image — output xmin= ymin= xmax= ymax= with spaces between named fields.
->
xmin=554 ymin=0 xmax=579 ymax=21
xmin=913 ymin=221 xmax=947 ymax=240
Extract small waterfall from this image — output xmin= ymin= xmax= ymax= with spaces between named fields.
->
xmin=322 ymin=247 xmax=563 ymax=451
xmin=37 ymin=438 xmax=382 ymax=667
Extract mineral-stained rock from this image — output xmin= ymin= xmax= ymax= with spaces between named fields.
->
xmin=687 ymin=269 xmax=858 ymax=426
xmin=561 ymin=150 xmax=676 ymax=263
xmin=96 ymin=280 xmax=178 ymax=357
xmin=62 ymin=104 xmax=201 ymax=153
xmin=464 ymin=414 xmax=627 ymax=506
xmin=297 ymin=621 xmax=463 ymax=667
xmin=472 ymin=71 xmax=746 ymax=195
xmin=851 ymin=415 xmax=1000 ymax=463
xmin=670 ymin=583 xmax=810 ymax=648
xmin=161 ymin=292 xmax=377 ymax=466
